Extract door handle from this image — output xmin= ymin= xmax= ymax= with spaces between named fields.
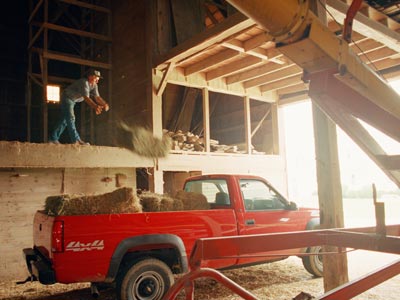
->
xmin=245 ymin=219 xmax=255 ymax=225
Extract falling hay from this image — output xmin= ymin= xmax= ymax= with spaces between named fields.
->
xmin=116 ymin=122 xmax=172 ymax=158
xmin=44 ymin=187 xmax=142 ymax=216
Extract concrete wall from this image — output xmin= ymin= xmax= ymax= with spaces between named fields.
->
xmin=0 ymin=167 xmax=136 ymax=281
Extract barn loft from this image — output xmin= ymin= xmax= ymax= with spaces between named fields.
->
xmin=0 ymin=0 xmax=400 ymax=294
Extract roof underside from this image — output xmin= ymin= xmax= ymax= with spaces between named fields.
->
xmin=154 ymin=0 xmax=400 ymax=103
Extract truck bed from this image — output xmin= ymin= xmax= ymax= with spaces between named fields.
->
xmin=33 ymin=209 xmax=238 ymax=283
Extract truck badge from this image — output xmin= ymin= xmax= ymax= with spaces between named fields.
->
xmin=65 ymin=240 xmax=104 ymax=252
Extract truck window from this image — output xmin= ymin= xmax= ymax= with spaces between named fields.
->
xmin=184 ymin=179 xmax=230 ymax=206
xmin=239 ymin=179 xmax=286 ymax=211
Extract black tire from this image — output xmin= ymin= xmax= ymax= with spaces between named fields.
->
xmin=117 ymin=258 xmax=174 ymax=300
xmin=302 ymin=246 xmax=323 ymax=277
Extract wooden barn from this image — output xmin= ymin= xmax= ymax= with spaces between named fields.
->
xmin=0 ymin=0 xmax=400 ymax=297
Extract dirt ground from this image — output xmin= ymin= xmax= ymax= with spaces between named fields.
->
xmin=1 ymin=251 xmax=399 ymax=300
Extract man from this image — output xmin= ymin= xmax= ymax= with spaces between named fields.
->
xmin=49 ymin=69 xmax=109 ymax=145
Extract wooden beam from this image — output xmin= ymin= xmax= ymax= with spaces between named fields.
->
xmin=308 ymin=72 xmax=400 ymax=186
xmin=156 ymin=62 xmax=175 ymax=96
xmin=312 ymin=99 xmax=349 ymax=291
xmin=32 ymin=73 xmax=76 ymax=84
xmin=275 ymin=82 xmax=308 ymax=98
xmin=251 ymin=107 xmax=270 ymax=138
xmin=184 ymin=48 xmax=240 ymax=76
xmin=27 ymin=25 xmax=44 ymax=49
xmin=243 ymin=32 xmax=274 ymax=51
xmin=32 ymin=47 xmax=111 ymax=69
xmin=376 ymin=155 xmax=400 ymax=171
xmin=206 ymin=56 xmax=262 ymax=81
xmin=43 ymin=22 xmax=112 ymax=42
xmin=260 ymin=74 xmax=303 ymax=93
xmin=28 ymin=0 xmax=44 ymax=24
xmin=244 ymin=96 xmax=252 ymax=154
xmin=165 ymin=67 xmax=269 ymax=101
xmin=243 ymin=65 xmax=302 ymax=89
xmin=154 ymin=12 xmax=255 ymax=69
xmin=326 ymin=0 xmax=400 ymax=53
xmin=203 ymin=88 xmax=211 ymax=152
xmin=226 ymin=59 xmax=292 ymax=85
xmin=59 ymin=0 xmax=111 ymax=14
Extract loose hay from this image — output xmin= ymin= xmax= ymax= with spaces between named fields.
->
xmin=44 ymin=187 xmax=142 ymax=216
xmin=175 ymin=190 xmax=210 ymax=210
xmin=116 ymin=122 xmax=172 ymax=158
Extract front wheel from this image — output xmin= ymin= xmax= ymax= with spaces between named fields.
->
xmin=117 ymin=258 xmax=174 ymax=300
xmin=302 ymin=246 xmax=323 ymax=277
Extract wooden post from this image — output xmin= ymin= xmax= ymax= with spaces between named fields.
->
xmin=310 ymin=0 xmax=349 ymax=292
xmin=244 ymin=96 xmax=252 ymax=154
xmin=202 ymin=88 xmax=210 ymax=152
xmin=42 ymin=0 xmax=49 ymax=142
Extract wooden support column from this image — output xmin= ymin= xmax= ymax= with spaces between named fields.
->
xmin=42 ymin=0 xmax=49 ymax=142
xmin=271 ymin=103 xmax=280 ymax=155
xmin=244 ymin=96 xmax=252 ymax=154
xmin=310 ymin=0 xmax=349 ymax=292
xmin=202 ymin=88 xmax=210 ymax=152
xmin=312 ymin=104 xmax=349 ymax=291
xmin=150 ymin=69 xmax=164 ymax=194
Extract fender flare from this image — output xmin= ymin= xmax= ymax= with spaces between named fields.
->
xmin=105 ymin=234 xmax=188 ymax=282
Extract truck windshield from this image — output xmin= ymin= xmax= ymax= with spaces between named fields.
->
xmin=184 ymin=179 xmax=230 ymax=205
xmin=239 ymin=179 xmax=286 ymax=211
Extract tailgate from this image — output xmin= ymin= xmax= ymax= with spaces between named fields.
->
xmin=33 ymin=211 xmax=56 ymax=259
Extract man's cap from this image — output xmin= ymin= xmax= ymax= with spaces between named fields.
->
xmin=89 ymin=69 xmax=103 ymax=78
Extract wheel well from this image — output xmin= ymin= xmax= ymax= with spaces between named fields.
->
xmin=119 ymin=248 xmax=182 ymax=275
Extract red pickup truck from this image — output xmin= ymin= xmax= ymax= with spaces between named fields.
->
xmin=23 ymin=174 xmax=321 ymax=300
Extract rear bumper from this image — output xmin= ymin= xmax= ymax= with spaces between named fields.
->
xmin=23 ymin=248 xmax=56 ymax=285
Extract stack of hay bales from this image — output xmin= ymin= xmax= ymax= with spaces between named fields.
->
xmin=44 ymin=188 xmax=211 ymax=216
xmin=44 ymin=187 xmax=142 ymax=216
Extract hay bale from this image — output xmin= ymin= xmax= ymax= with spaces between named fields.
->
xmin=44 ymin=195 xmax=71 ymax=216
xmin=173 ymin=198 xmax=184 ymax=211
xmin=44 ymin=187 xmax=142 ymax=216
xmin=175 ymin=190 xmax=209 ymax=210
xmin=116 ymin=122 xmax=172 ymax=158
xmin=160 ymin=196 xmax=175 ymax=211
xmin=140 ymin=192 xmax=161 ymax=212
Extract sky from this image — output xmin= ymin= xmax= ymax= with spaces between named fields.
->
xmin=282 ymin=80 xmax=400 ymax=206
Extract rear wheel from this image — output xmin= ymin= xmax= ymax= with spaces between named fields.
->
xmin=302 ymin=246 xmax=323 ymax=277
xmin=117 ymin=258 xmax=174 ymax=300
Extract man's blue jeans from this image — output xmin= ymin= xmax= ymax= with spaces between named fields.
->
xmin=49 ymin=96 xmax=81 ymax=142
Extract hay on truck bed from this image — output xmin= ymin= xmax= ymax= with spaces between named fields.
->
xmin=175 ymin=190 xmax=210 ymax=210
xmin=44 ymin=187 xmax=142 ymax=216
xmin=139 ymin=192 xmax=184 ymax=212
xmin=44 ymin=189 xmax=209 ymax=216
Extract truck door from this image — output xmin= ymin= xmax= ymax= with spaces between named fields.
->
xmin=238 ymin=178 xmax=304 ymax=264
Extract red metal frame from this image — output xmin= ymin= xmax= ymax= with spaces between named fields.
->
xmin=342 ymin=0 xmax=363 ymax=42
xmin=163 ymin=225 xmax=400 ymax=300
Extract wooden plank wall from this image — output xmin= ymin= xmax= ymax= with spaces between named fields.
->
xmin=111 ymin=0 xmax=151 ymax=127
xmin=0 ymin=167 xmax=136 ymax=281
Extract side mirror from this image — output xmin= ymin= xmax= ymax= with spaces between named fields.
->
xmin=287 ymin=201 xmax=298 ymax=210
